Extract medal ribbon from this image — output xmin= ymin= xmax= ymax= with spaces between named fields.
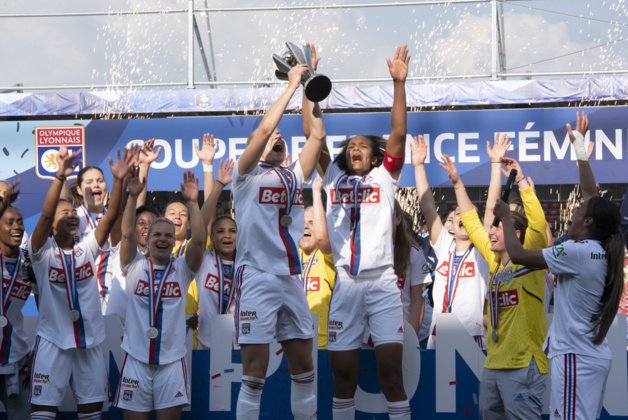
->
xmin=489 ymin=259 xmax=511 ymax=334
xmin=260 ymin=163 xmax=298 ymax=218
xmin=148 ymin=258 xmax=174 ymax=330
xmin=442 ymin=246 xmax=471 ymax=313
xmin=0 ymin=249 xmax=22 ymax=318
xmin=174 ymin=239 xmax=188 ymax=258
xmin=335 ymin=174 xmax=363 ymax=233
xmin=79 ymin=204 xmax=106 ymax=232
xmin=57 ymin=244 xmax=79 ymax=314
xmin=216 ymin=252 xmax=236 ymax=314
xmin=299 ymin=249 xmax=318 ymax=293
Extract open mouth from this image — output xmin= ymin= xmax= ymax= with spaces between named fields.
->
xmin=155 ymin=243 xmax=170 ymax=250
xmin=10 ymin=231 xmax=23 ymax=240
xmin=351 ymin=154 xmax=362 ymax=162
xmin=92 ymin=191 xmax=103 ymax=201
xmin=272 ymin=142 xmax=283 ymax=153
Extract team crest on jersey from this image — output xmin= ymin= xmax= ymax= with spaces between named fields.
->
xmin=329 ymin=331 xmax=337 ymax=342
xmin=73 ymin=247 xmax=84 ymax=258
xmin=551 ymin=244 xmax=567 ymax=259
xmin=242 ymin=323 xmax=251 ymax=335
xmin=123 ymin=390 xmax=133 ymax=401
xmin=222 ymin=264 xmax=233 ymax=278
xmin=34 ymin=385 xmax=42 ymax=396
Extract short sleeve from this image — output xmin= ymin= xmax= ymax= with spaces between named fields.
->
xmin=29 ymin=236 xmax=51 ymax=264
xmin=409 ymin=248 xmax=432 ymax=287
xmin=542 ymin=241 xmax=579 ymax=276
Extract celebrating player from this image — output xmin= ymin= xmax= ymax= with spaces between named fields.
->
xmin=411 ymin=135 xmax=489 ymax=349
xmin=316 ymin=44 xmax=411 ymax=419
xmin=113 ymin=168 xmax=206 ymax=418
xmin=232 ymin=46 xmax=325 ymax=419
xmin=494 ymin=112 xmax=623 ymax=420
xmin=441 ymin=148 xmax=548 ymax=419
xmin=28 ymin=146 xmax=133 ymax=420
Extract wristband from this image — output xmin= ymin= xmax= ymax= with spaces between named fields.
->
xmin=55 ymin=175 xmax=66 ymax=182
xmin=571 ymin=131 xmax=588 ymax=161
xmin=202 ymin=163 xmax=213 ymax=173
xmin=383 ymin=152 xmax=405 ymax=172
xmin=216 ymin=180 xmax=226 ymax=188
xmin=454 ymin=184 xmax=465 ymax=190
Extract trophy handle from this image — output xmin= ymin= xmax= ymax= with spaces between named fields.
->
xmin=303 ymin=45 xmax=314 ymax=74
xmin=274 ymin=70 xmax=289 ymax=81
xmin=272 ymin=54 xmax=293 ymax=74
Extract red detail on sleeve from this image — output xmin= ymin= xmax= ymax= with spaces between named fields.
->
xmin=383 ymin=152 xmax=404 ymax=171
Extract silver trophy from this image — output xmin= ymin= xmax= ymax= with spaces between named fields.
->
xmin=273 ymin=42 xmax=332 ymax=102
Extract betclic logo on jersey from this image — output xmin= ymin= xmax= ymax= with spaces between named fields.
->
xmin=330 ymin=187 xmax=380 ymax=205
xmin=8 ymin=283 xmax=31 ymax=302
xmin=436 ymin=262 xmax=476 ymax=278
xmin=133 ymin=280 xmax=182 ymax=298
xmin=497 ymin=289 xmax=519 ymax=308
xmin=48 ymin=263 xmax=94 ymax=284
xmin=307 ymin=277 xmax=320 ymax=292
xmin=35 ymin=126 xmax=86 ymax=180
xmin=258 ymin=187 xmax=304 ymax=206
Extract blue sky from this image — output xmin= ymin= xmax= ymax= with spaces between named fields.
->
xmin=1 ymin=0 xmax=627 ymax=89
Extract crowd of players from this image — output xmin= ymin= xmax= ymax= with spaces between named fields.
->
xmin=0 ymin=43 xmax=626 ymax=420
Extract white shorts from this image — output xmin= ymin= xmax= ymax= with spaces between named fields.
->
xmin=234 ymin=265 xmax=314 ymax=344
xmin=113 ymin=353 xmax=190 ymax=412
xmin=328 ymin=266 xmax=404 ymax=351
xmin=550 ymin=353 xmax=610 ymax=420
xmin=29 ymin=335 xmax=109 ymax=406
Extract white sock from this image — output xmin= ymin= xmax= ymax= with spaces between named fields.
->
xmin=291 ymin=370 xmax=316 ymax=419
xmin=78 ymin=413 xmax=101 ymax=420
xmin=236 ymin=376 xmax=265 ymax=420
xmin=31 ymin=412 xmax=56 ymax=420
xmin=387 ymin=400 xmax=411 ymax=419
xmin=332 ymin=397 xmax=355 ymax=420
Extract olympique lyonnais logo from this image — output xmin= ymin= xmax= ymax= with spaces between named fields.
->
xmin=48 ymin=263 xmax=94 ymax=284
xmin=241 ymin=323 xmax=251 ymax=335
xmin=497 ymin=290 xmax=519 ymax=308
xmin=258 ymin=187 xmax=304 ymax=206
xmin=123 ymin=390 xmax=133 ymax=401
xmin=329 ymin=187 xmax=380 ymax=205
xmin=35 ymin=126 xmax=85 ymax=180
xmin=436 ymin=262 xmax=476 ymax=278
xmin=133 ymin=281 xmax=182 ymax=298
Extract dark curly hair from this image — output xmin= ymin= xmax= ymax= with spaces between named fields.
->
xmin=333 ymin=135 xmax=387 ymax=174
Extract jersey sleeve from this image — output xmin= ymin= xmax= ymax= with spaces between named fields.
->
xmin=542 ymin=240 xmax=580 ymax=276
xmin=460 ymin=210 xmax=498 ymax=268
xmin=83 ymin=230 xmax=107 ymax=260
xmin=409 ymin=247 xmax=432 ymax=286
xmin=520 ymin=186 xmax=548 ymax=250
xmin=432 ymin=224 xmax=453 ymax=252
xmin=185 ymin=280 xmax=199 ymax=316
xmin=121 ymin=252 xmax=146 ymax=291
xmin=176 ymin=256 xmax=196 ymax=291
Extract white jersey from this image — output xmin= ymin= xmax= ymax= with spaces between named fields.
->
xmin=429 ymin=228 xmax=488 ymax=344
xmin=29 ymin=231 xmax=106 ymax=349
xmin=542 ymin=239 xmax=611 ymax=359
xmin=121 ymin=253 xmax=195 ymax=365
xmin=397 ymin=245 xmax=432 ymax=324
xmin=196 ymin=249 xmax=235 ymax=349
xmin=232 ymin=160 xmax=306 ymax=275
xmin=75 ymin=205 xmax=113 ymax=314
xmin=0 ymin=251 xmax=33 ymax=363
xmin=323 ymin=162 xmax=397 ymax=275
xmin=106 ymin=247 xmax=145 ymax=328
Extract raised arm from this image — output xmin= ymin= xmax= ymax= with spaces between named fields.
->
xmin=200 ymin=159 xmax=234 ymax=229
xmin=311 ymin=176 xmax=332 ymax=255
xmin=302 ymin=43 xmax=321 ymax=141
xmin=621 ymin=188 xmax=628 ymax=248
xmin=120 ymin=167 xmax=145 ymax=268
xmin=484 ymin=133 xmax=512 ymax=232
xmin=137 ymin=139 xmax=162 ymax=207
xmin=237 ymin=64 xmax=308 ymax=175
xmin=194 ymin=133 xmax=218 ymax=201
xmin=30 ymin=146 xmax=82 ymax=254
xmin=411 ymin=135 xmax=442 ymax=241
xmin=299 ymin=99 xmax=326 ymax=181
xmin=440 ymin=154 xmax=475 ymax=215
xmin=94 ymin=147 xmax=138 ymax=248
xmin=494 ymin=199 xmax=547 ymax=269
xmin=182 ymin=170 xmax=206 ymax=274
xmin=567 ymin=112 xmax=596 ymax=200
xmin=384 ymin=44 xmax=410 ymax=180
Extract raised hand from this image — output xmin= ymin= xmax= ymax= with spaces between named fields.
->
xmin=410 ymin=135 xmax=428 ymax=166
xmin=305 ymin=43 xmax=320 ymax=73
xmin=216 ymin=159 xmax=235 ymax=186
xmin=486 ymin=133 xmax=512 ymax=162
xmin=282 ymin=150 xmax=292 ymax=168
xmin=386 ymin=44 xmax=410 ymax=83
xmin=288 ymin=64 xmax=309 ymax=90
xmin=499 ymin=157 xmax=523 ymax=180
xmin=109 ymin=146 xmax=139 ymax=180
xmin=0 ymin=179 xmax=20 ymax=206
xmin=181 ymin=170 xmax=199 ymax=203
xmin=312 ymin=174 xmax=323 ymax=193
xmin=127 ymin=166 xmax=146 ymax=197
xmin=567 ymin=111 xmax=589 ymax=143
xmin=194 ymin=133 xmax=218 ymax=165
xmin=138 ymin=139 xmax=162 ymax=166
xmin=439 ymin=154 xmax=461 ymax=185
xmin=55 ymin=145 xmax=83 ymax=179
